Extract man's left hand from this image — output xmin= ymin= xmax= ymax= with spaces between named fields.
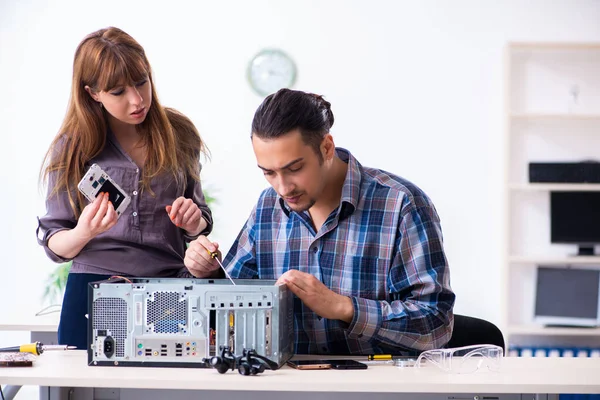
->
xmin=276 ymin=270 xmax=354 ymax=323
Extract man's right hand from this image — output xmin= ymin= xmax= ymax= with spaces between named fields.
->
xmin=184 ymin=236 xmax=222 ymax=278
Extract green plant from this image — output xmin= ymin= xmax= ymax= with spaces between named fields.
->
xmin=203 ymin=187 xmax=218 ymax=208
xmin=43 ymin=261 xmax=71 ymax=305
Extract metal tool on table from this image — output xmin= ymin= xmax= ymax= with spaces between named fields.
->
xmin=0 ymin=341 xmax=76 ymax=356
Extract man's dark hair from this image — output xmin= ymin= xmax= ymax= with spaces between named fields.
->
xmin=251 ymin=89 xmax=335 ymax=159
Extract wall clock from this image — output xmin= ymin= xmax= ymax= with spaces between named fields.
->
xmin=247 ymin=48 xmax=297 ymax=97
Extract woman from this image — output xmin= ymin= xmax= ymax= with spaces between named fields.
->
xmin=37 ymin=27 xmax=213 ymax=349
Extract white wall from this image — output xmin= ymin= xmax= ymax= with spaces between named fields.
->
xmin=1 ymin=0 xmax=599 ymax=347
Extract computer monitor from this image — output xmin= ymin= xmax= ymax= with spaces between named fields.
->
xmin=550 ymin=191 xmax=600 ymax=256
xmin=534 ymin=266 xmax=600 ymax=327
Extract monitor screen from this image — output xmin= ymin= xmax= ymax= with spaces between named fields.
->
xmin=535 ymin=267 xmax=600 ymax=326
xmin=550 ymin=191 xmax=600 ymax=245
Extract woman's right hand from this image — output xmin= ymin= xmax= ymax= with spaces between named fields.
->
xmin=184 ymin=236 xmax=222 ymax=277
xmin=47 ymin=192 xmax=118 ymax=259
xmin=74 ymin=192 xmax=118 ymax=240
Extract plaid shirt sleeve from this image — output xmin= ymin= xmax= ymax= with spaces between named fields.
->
xmin=224 ymin=204 xmax=259 ymax=279
xmin=345 ymin=196 xmax=455 ymax=352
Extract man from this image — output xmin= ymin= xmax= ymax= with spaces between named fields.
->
xmin=184 ymin=89 xmax=455 ymax=355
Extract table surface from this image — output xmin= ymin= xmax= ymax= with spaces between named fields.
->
xmin=0 ymin=312 xmax=60 ymax=332
xmin=0 ymin=351 xmax=599 ymax=394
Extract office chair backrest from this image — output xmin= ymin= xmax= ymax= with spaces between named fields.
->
xmin=447 ymin=314 xmax=505 ymax=353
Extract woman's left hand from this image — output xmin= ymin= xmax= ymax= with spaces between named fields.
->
xmin=166 ymin=197 xmax=203 ymax=235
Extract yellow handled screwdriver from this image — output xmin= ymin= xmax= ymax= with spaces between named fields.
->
xmin=206 ymin=249 xmax=236 ymax=286
xmin=0 ymin=342 xmax=76 ymax=355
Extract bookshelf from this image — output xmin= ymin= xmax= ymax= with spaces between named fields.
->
xmin=507 ymin=325 xmax=600 ymax=337
xmin=503 ymin=42 xmax=600 ymax=351
xmin=509 ymin=183 xmax=600 ymax=191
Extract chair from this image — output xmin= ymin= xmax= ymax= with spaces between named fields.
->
xmin=447 ymin=314 xmax=505 ymax=353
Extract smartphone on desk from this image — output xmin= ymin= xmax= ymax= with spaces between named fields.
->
xmin=326 ymin=360 xmax=368 ymax=370
xmin=287 ymin=360 xmax=331 ymax=370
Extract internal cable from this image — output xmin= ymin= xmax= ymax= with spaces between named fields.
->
xmin=109 ymin=275 xmax=133 ymax=283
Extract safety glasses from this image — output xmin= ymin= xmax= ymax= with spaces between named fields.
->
xmin=415 ymin=344 xmax=503 ymax=374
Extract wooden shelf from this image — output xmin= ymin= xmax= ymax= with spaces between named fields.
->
xmin=508 ymin=325 xmax=600 ymax=336
xmin=509 ymin=42 xmax=600 ymax=51
xmin=504 ymin=42 xmax=600 ymax=342
xmin=509 ymin=256 xmax=600 ymax=265
xmin=510 ymin=113 xmax=600 ymax=121
xmin=509 ymin=183 xmax=600 ymax=192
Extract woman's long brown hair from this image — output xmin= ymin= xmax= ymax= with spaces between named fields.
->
xmin=41 ymin=27 xmax=206 ymax=217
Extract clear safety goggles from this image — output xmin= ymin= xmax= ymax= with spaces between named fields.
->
xmin=414 ymin=344 xmax=503 ymax=374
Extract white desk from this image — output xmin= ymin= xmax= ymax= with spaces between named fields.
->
xmin=0 ymin=312 xmax=60 ymax=400
xmin=0 ymin=312 xmax=60 ymax=342
xmin=0 ymin=351 xmax=599 ymax=400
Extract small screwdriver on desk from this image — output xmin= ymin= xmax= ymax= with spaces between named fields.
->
xmin=0 ymin=342 xmax=76 ymax=355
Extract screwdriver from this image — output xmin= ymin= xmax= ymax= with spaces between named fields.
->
xmin=0 ymin=342 xmax=76 ymax=355
xmin=206 ymin=249 xmax=236 ymax=286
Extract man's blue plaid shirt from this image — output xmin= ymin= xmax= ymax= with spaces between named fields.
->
xmin=224 ymin=148 xmax=455 ymax=355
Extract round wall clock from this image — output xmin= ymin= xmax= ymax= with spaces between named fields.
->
xmin=247 ymin=48 xmax=297 ymax=97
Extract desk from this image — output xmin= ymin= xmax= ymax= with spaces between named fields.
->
xmin=0 ymin=351 xmax=599 ymax=400
xmin=0 ymin=312 xmax=60 ymax=343
xmin=0 ymin=312 xmax=60 ymax=400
